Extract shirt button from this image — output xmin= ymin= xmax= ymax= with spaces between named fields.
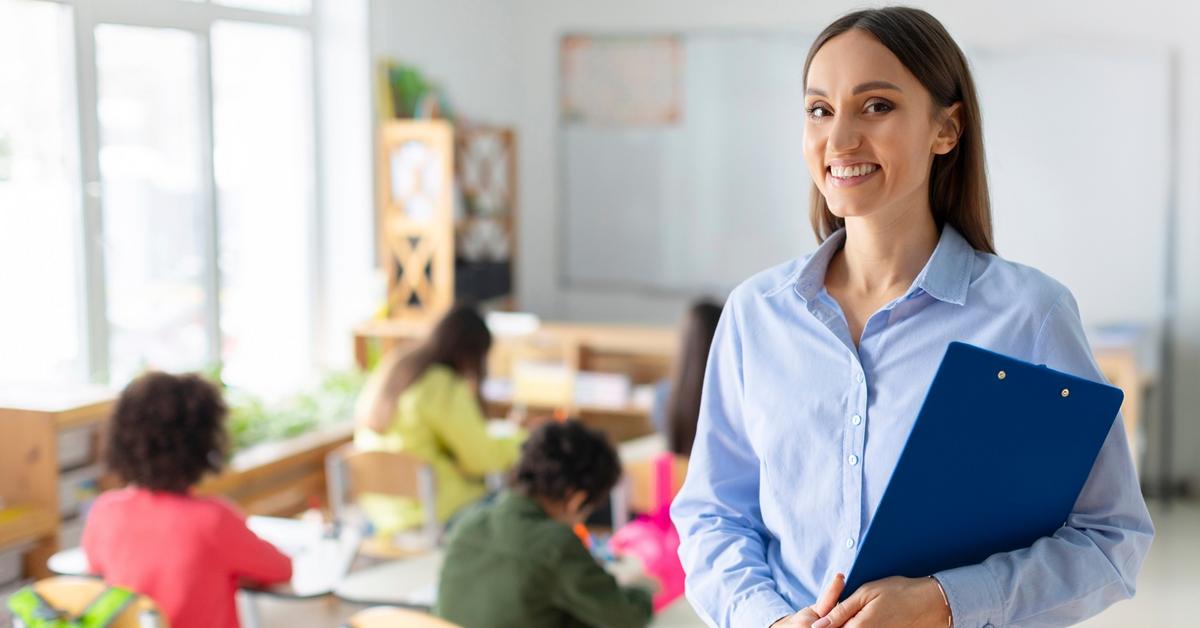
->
xmin=851 ymin=414 xmax=862 ymax=426
xmin=855 ymin=372 xmax=864 ymax=383
xmin=848 ymin=454 xmax=859 ymax=466
xmin=845 ymin=538 xmax=856 ymax=549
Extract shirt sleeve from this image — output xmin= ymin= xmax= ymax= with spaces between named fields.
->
xmin=430 ymin=375 xmax=524 ymax=477
xmin=81 ymin=499 xmax=106 ymax=576
xmin=934 ymin=288 xmax=1155 ymax=627
xmin=551 ymin=528 xmax=654 ymax=628
xmin=214 ymin=500 xmax=294 ymax=586
xmin=670 ymin=298 xmax=795 ymax=628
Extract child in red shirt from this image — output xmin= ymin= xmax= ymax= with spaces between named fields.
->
xmin=83 ymin=372 xmax=291 ymax=628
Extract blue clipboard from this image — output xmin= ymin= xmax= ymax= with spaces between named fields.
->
xmin=842 ymin=341 xmax=1124 ymax=597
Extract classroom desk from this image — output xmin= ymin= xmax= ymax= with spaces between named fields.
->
xmin=46 ymin=516 xmax=360 ymax=628
xmin=333 ymin=551 xmax=442 ymax=608
xmin=332 ymin=549 xmax=704 ymax=626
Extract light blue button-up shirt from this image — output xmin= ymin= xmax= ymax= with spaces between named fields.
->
xmin=671 ymin=226 xmax=1154 ymax=627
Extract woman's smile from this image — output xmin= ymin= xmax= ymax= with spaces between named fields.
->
xmin=827 ymin=161 xmax=881 ymax=188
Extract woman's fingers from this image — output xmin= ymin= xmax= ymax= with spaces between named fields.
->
xmin=812 ymin=591 xmax=865 ymax=628
xmin=811 ymin=572 xmax=845 ymax=617
xmin=781 ymin=609 xmax=819 ymax=626
xmin=777 ymin=574 xmax=847 ymax=628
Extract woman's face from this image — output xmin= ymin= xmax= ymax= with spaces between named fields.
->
xmin=803 ymin=29 xmax=960 ymax=222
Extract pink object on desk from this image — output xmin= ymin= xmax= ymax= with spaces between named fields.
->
xmin=610 ymin=452 xmax=686 ymax=612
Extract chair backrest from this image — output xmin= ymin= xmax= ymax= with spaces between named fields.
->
xmin=326 ymin=444 xmax=440 ymax=546
xmin=346 ymin=449 xmax=427 ymax=498
xmin=12 ymin=576 xmax=166 ymax=628
xmin=344 ymin=606 xmax=460 ymax=628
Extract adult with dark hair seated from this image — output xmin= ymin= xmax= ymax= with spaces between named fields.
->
xmin=83 ymin=371 xmax=292 ymax=628
xmin=435 ymin=420 xmax=654 ymax=628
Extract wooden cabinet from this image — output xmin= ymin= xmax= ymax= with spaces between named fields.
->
xmin=0 ymin=387 xmax=352 ymax=582
xmin=376 ymin=120 xmax=520 ymax=321
xmin=0 ymin=387 xmax=114 ymax=580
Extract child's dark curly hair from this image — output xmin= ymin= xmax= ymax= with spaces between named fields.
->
xmin=106 ymin=371 xmax=229 ymax=493
xmin=511 ymin=420 xmax=621 ymax=508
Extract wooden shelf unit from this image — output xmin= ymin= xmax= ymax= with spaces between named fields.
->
xmin=0 ymin=387 xmax=353 ymax=581
xmin=0 ymin=388 xmax=114 ymax=580
xmin=376 ymin=119 xmax=520 ymax=322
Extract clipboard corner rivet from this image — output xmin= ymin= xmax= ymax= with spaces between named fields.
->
xmin=1061 ymin=388 xmax=1070 ymax=398
xmin=997 ymin=371 xmax=1006 ymax=380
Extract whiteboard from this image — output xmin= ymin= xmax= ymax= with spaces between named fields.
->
xmin=562 ymin=33 xmax=817 ymax=295
xmin=560 ymin=34 xmax=1171 ymax=325
xmin=970 ymin=47 xmax=1170 ymax=325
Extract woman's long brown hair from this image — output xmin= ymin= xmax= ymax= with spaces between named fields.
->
xmin=804 ymin=6 xmax=995 ymax=254
xmin=665 ymin=300 xmax=723 ymax=456
xmin=356 ymin=305 xmax=492 ymax=433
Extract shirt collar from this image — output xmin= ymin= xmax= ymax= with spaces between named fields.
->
xmin=788 ymin=224 xmax=974 ymax=306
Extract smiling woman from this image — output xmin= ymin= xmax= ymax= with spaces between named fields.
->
xmin=670 ymin=6 xmax=1153 ymax=628
xmin=801 ymin=20 xmax=992 ymax=257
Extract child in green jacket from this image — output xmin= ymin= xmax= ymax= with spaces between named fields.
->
xmin=435 ymin=421 xmax=654 ymax=628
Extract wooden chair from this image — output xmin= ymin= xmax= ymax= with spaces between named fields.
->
xmin=343 ymin=606 xmax=459 ymax=628
xmin=10 ymin=576 xmax=166 ymax=627
xmin=325 ymin=444 xmax=440 ymax=557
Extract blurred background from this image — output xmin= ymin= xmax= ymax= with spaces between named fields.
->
xmin=0 ymin=0 xmax=1197 ymax=626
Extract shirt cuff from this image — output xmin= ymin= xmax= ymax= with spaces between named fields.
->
xmin=729 ymin=588 xmax=795 ymax=628
xmin=934 ymin=564 xmax=1004 ymax=627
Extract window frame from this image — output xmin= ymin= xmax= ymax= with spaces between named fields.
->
xmin=35 ymin=0 xmax=323 ymax=386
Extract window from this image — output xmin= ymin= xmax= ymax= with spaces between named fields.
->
xmin=96 ymin=24 xmax=210 ymax=383
xmin=211 ymin=21 xmax=314 ymax=396
xmin=0 ymin=0 xmax=365 ymax=397
xmin=214 ymin=0 xmax=311 ymax=16
xmin=0 ymin=0 xmax=83 ymax=384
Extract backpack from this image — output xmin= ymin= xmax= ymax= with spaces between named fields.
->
xmin=6 ymin=584 xmax=138 ymax=628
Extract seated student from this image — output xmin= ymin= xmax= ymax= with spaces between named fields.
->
xmin=435 ymin=420 xmax=654 ymax=628
xmin=354 ymin=305 xmax=524 ymax=535
xmin=652 ymin=299 xmax=722 ymax=456
xmin=83 ymin=372 xmax=292 ymax=628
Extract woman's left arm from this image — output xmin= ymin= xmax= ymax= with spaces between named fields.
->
xmin=823 ymin=289 xmax=1154 ymax=627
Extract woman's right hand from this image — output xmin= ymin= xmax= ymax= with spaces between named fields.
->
xmin=770 ymin=573 xmax=845 ymax=627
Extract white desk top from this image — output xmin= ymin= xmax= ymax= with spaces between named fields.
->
xmin=47 ymin=516 xmax=361 ymax=599
xmin=334 ymin=550 xmax=443 ymax=607
xmin=331 ymin=548 xmax=703 ymax=626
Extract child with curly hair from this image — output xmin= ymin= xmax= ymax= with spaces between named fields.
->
xmin=82 ymin=372 xmax=292 ymax=628
xmin=435 ymin=420 xmax=653 ymax=628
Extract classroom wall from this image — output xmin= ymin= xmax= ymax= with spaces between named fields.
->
xmin=370 ymin=0 xmax=1200 ymax=488
xmin=369 ymin=0 xmax=518 ymax=125
xmin=317 ymin=0 xmax=376 ymax=370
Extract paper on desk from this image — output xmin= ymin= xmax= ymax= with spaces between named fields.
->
xmin=247 ymin=516 xmax=322 ymax=557
xmin=286 ymin=526 xmax=362 ymax=598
